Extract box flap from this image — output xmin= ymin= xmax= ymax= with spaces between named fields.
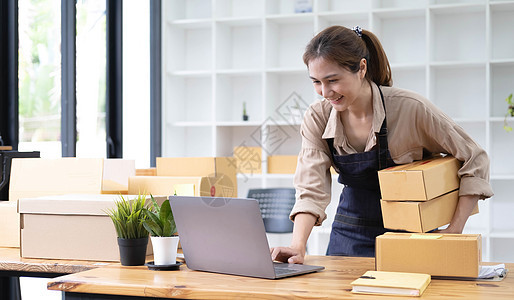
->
xmin=9 ymin=158 xmax=104 ymax=201
xmin=128 ymin=176 xmax=204 ymax=196
xmin=18 ymin=194 xmax=164 ymax=216
xmin=102 ymin=159 xmax=135 ymax=193
xmin=156 ymin=157 xmax=216 ymax=176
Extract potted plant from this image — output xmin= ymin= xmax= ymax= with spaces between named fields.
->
xmin=504 ymin=93 xmax=513 ymax=132
xmin=105 ymin=193 xmax=149 ymax=266
xmin=143 ymin=196 xmax=180 ymax=266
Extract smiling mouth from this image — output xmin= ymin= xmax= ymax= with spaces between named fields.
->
xmin=326 ymin=94 xmax=343 ymax=102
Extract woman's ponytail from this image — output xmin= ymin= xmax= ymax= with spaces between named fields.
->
xmin=361 ymin=29 xmax=392 ymax=86
xmin=303 ymin=26 xmax=392 ymax=87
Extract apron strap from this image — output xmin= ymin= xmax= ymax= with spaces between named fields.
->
xmin=376 ymin=87 xmax=389 ymax=170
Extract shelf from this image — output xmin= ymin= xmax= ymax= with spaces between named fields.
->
xmin=429 ymin=2 xmax=485 ymax=14
xmin=215 ymin=0 xmax=264 ymax=19
xmin=215 ymin=73 xmax=262 ymax=122
xmin=430 ymin=65 xmax=486 ymax=119
xmin=491 ymin=3 xmax=514 ymax=61
xmin=165 ymin=24 xmax=212 ymax=72
xmin=489 ymin=231 xmax=514 ymax=239
xmin=490 ymin=64 xmax=514 ymax=117
xmin=165 ymin=76 xmax=212 ymax=123
xmin=373 ymin=12 xmax=426 ymax=65
xmin=215 ymin=121 xmax=264 ymax=127
xmin=164 ymin=0 xmax=212 ymax=22
xmin=317 ymin=0 xmax=371 ymax=13
xmin=430 ymin=7 xmax=485 ymax=63
xmin=317 ymin=12 xmax=369 ymax=30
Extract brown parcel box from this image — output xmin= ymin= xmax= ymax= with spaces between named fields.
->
xmin=9 ymin=158 xmax=135 ymax=202
xmin=381 ymin=190 xmax=479 ymax=233
xmin=378 ymin=156 xmax=462 ymax=201
xmin=267 ymin=155 xmax=298 ymax=174
xmin=19 ymin=194 xmax=165 ymax=261
xmin=129 ymin=176 xmax=236 ymax=198
xmin=233 ymin=146 xmax=262 ymax=174
xmin=376 ymin=232 xmax=481 ymax=278
xmin=0 ymin=200 xmax=19 ymax=247
xmin=156 ymin=157 xmax=237 ymax=195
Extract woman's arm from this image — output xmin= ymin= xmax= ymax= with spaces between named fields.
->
xmin=270 ymin=212 xmax=317 ymax=264
xmin=437 ymin=194 xmax=479 ymax=234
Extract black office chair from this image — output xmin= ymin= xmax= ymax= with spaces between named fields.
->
xmin=247 ymin=188 xmax=296 ymax=233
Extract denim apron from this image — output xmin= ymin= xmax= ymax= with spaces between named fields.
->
xmin=326 ymin=87 xmax=395 ymax=257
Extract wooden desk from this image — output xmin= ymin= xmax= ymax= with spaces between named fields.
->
xmin=0 ymin=247 xmax=109 ymax=300
xmin=48 ymin=256 xmax=514 ymax=300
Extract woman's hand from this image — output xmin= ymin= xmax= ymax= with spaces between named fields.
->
xmin=270 ymin=246 xmax=305 ymax=264
xmin=434 ymin=195 xmax=480 ymax=234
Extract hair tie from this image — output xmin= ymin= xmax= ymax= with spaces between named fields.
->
xmin=352 ymin=26 xmax=362 ymax=38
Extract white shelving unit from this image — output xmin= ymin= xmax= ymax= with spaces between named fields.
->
xmin=162 ymin=0 xmax=514 ymax=262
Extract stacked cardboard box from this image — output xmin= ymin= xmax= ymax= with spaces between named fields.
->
xmin=376 ymin=156 xmax=483 ymax=278
xmin=19 ymin=194 xmax=165 ymax=261
xmin=378 ymin=155 xmax=470 ymax=233
xmin=2 ymin=158 xmax=135 ymax=248
xmin=376 ymin=232 xmax=481 ymax=277
xmin=129 ymin=157 xmax=237 ymax=198
xmin=233 ymin=146 xmax=262 ymax=174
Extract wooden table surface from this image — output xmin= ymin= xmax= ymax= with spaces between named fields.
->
xmin=0 ymin=247 xmax=108 ymax=275
xmin=48 ymin=255 xmax=514 ymax=299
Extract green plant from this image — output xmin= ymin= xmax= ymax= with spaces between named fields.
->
xmin=105 ymin=194 xmax=149 ymax=239
xmin=504 ymin=93 xmax=513 ymax=132
xmin=142 ymin=196 xmax=177 ymax=237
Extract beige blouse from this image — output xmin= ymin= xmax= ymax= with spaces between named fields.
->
xmin=291 ymin=82 xmax=494 ymax=226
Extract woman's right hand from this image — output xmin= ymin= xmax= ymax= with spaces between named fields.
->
xmin=270 ymin=246 xmax=305 ymax=264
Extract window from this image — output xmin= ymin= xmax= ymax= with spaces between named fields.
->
xmin=18 ymin=0 xmax=62 ymax=157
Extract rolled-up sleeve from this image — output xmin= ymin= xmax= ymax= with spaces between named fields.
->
xmin=290 ymin=103 xmax=334 ymax=226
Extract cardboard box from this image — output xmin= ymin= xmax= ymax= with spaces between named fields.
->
xmin=9 ymin=158 xmax=135 ymax=202
xmin=0 ymin=200 xmax=20 ymax=247
xmin=376 ymin=232 xmax=481 ymax=277
xmin=19 ymin=194 xmax=165 ymax=261
xmin=382 ymin=190 xmax=455 ymax=232
xmin=156 ymin=157 xmax=237 ymax=196
xmin=378 ymin=156 xmax=462 ymax=201
xmin=136 ymin=168 xmax=157 ymax=176
xmin=267 ymin=155 xmax=298 ymax=174
xmin=233 ymin=146 xmax=262 ymax=174
xmin=129 ymin=176 xmax=237 ymax=198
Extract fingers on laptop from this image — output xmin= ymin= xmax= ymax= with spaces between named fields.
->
xmin=271 ymin=247 xmax=304 ymax=264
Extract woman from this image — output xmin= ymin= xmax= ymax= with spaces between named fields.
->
xmin=271 ymin=25 xmax=493 ymax=263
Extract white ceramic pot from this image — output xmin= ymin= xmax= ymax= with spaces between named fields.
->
xmin=150 ymin=236 xmax=180 ymax=266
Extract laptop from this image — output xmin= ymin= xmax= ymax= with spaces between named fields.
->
xmin=169 ymin=195 xmax=325 ymax=279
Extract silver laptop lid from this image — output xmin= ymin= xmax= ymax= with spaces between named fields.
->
xmin=170 ymin=195 xmax=277 ymax=279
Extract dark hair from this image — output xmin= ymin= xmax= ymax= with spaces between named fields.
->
xmin=303 ymin=26 xmax=392 ymax=87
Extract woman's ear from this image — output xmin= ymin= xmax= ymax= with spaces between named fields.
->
xmin=359 ymin=58 xmax=367 ymax=79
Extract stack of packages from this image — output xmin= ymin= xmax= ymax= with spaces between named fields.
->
xmin=8 ymin=158 xmax=166 ymax=262
xmin=376 ymin=155 xmax=482 ymax=278
xmin=128 ymin=157 xmax=237 ymax=198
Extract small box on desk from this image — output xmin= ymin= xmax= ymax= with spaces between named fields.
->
xmin=378 ymin=156 xmax=461 ymax=201
xmin=0 ymin=200 xmax=20 ymax=247
xmin=380 ymin=190 xmax=478 ymax=232
xmin=376 ymin=232 xmax=481 ymax=278
xmin=129 ymin=176 xmax=237 ymax=198
xmin=9 ymin=158 xmax=135 ymax=202
xmin=267 ymin=155 xmax=298 ymax=174
xmin=19 ymin=194 xmax=166 ymax=261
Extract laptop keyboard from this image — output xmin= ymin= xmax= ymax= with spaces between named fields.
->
xmin=273 ymin=262 xmax=302 ymax=276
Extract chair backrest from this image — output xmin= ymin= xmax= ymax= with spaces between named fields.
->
xmin=247 ymin=188 xmax=296 ymax=233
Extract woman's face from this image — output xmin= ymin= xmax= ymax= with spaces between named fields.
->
xmin=308 ymin=57 xmax=366 ymax=112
